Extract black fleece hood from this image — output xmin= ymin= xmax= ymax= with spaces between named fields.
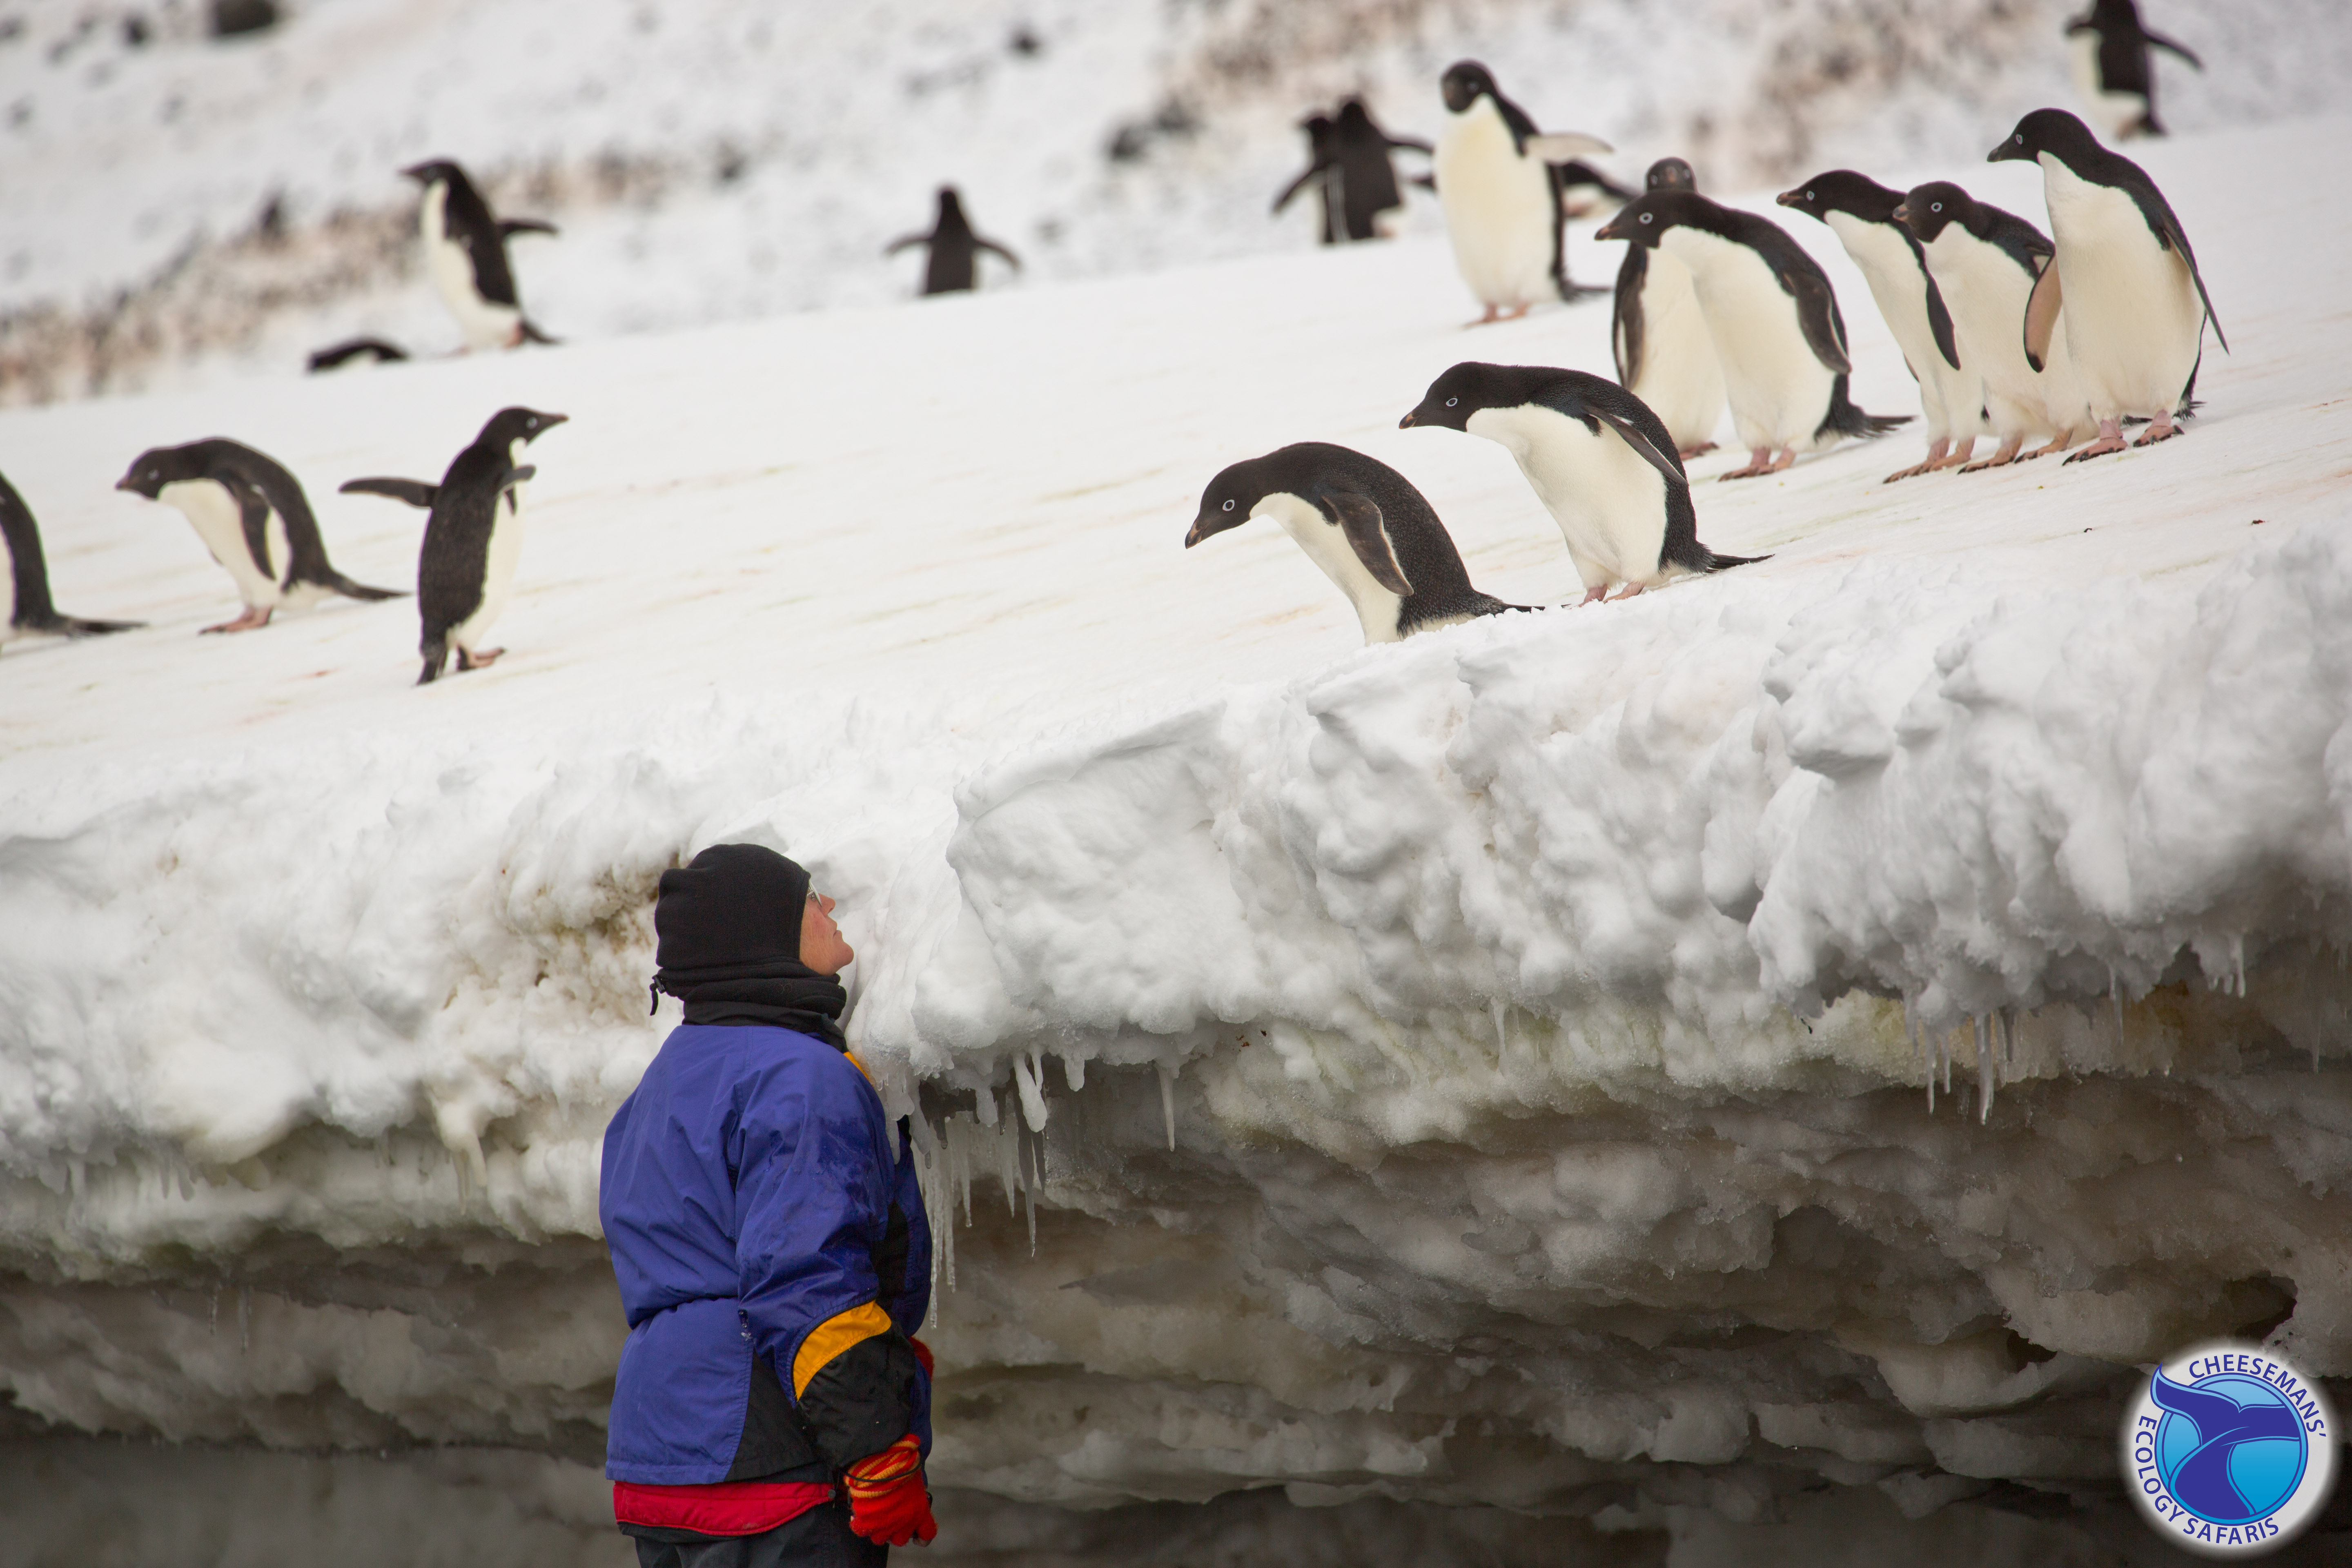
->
xmin=650 ymin=843 xmax=848 ymax=1046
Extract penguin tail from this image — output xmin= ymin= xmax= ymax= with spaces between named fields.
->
xmin=24 ymin=612 xmax=144 ymax=638
xmin=309 ymin=570 xmax=406 ymax=601
xmin=1552 ymin=276 xmax=1610 ymax=302
xmin=1701 ymin=552 xmax=1769 ymax=573
xmin=518 ymin=319 xmax=560 ymax=346
xmin=1817 ymin=376 xmax=1912 ymax=442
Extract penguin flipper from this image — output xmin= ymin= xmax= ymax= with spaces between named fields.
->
xmin=1585 ymin=405 xmax=1686 ymax=489
xmin=977 ymin=238 xmax=1023 ymax=271
xmin=1313 ymin=485 xmax=1414 ymax=597
xmin=2145 ymin=30 xmax=2203 ymax=69
xmin=307 ymin=336 xmax=410 ymax=372
xmin=1526 ymin=131 xmax=1613 ymax=161
xmin=884 ymin=233 xmax=930 ymax=256
xmin=1923 ymin=268 xmax=1962 ymax=372
xmin=1272 ymin=166 xmax=1319 ymax=214
xmin=341 ymin=477 xmax=440 ymax=509
xmin=2022 ymin=257 xmax=2063 ymax=373
xmin=1782 ymin=268 xmax=1853 ymax=374
xmin=498 ymin=218 xmax=559 ymax=239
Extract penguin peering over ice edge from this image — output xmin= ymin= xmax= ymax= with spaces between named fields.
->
xmin=1402 ymin=362 xmax=1762 ymax=604
xmin=1613 ymin=157 xmax=1726 ymax=459
xmin=403 ymin=159 xmax=559 ymax=351
xmin=1989 ymin=107 xmax=2221 ymax=460
xmin=886 ymin=187 xmax=1022 ymax=295
xmin=343 ymin=407 xmax=567 ymax=684
xmin=116 ymin=439 xmax=403 ymax=633
xmin=1778 ymin=169 xmax=1984 ymax=482
xmin=1597 ymin=190 xmax=1910 ymax=479
xmin=0 ymin=470 xmax=143 ymax=647
xmin=1894 ymin=181 xmax=2094 ymax=468
xmin=2067 ymin=0 xmax=2201 ymax=140
xmin=1186 ymin=442 xmax=1526 ymax=645
xmin=1434 ymin=60 xmax=1613 ymax=323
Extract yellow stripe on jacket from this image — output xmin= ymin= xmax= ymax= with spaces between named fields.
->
xmin=793 ymin=1301 xmax=893 ymax=1397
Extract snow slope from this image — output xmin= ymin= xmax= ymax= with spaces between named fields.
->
xmin=2 ymin=97 xmax=2351 ymax=1555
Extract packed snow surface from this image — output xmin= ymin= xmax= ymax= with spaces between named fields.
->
xmin=3 ymin=82 xmax=2352 ymax=1553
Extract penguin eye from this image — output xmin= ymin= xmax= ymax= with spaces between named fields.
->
xmin=1804 ymin=190 xmax=1814 ymax=201
xmin=1445 ymin=397 xmax=1458 ymax=407
xmin=1930 ymin=202 xmax=1942 ymax=213
xmin=2015 ymin=134 xmax=2024 ymax=144
xmin=1638 ymin=212 xmax=1652 ymax=224
xmin=1221 ymin=499 xmax=1235 ymax=512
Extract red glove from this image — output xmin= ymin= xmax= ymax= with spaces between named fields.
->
xmin=842 ymin=1433 xmax=936 ymax=1547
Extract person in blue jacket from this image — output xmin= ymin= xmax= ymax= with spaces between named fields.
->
xmin=602 ymin=843 xmax=935 ymax=1565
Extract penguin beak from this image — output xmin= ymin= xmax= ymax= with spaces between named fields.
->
xmin=1185 ymin=508 xmax=1241 ymax=548
xmin=1594 ymin=214 xmax=1625 ymax=242
xmin=1773 ymin=190 xmax=1800 ymax=208
xmin=1397 ymin=411 xmax=1417 ymax=429
xmin=1891 ymin=203 xmax=1910 ymax=224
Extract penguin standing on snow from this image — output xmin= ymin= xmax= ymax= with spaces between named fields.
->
xmin=1329 ymin=98 xmax=1432 ymax=240
xmin=1613 ymin=158 xmax=1726 ymax=458
xmin=1778 ymin=170 xmax=1984 ymax=482
xmin=2067 ymin=0 xmax=2201 ymax=140
xmin=1989 ymin=108 xmax=2222 ymax=460
xmin=1894 ymin=182 xmax=2093 ymax=469
xmin=341 ymin=407 xmax=566 ymax=683
xmin=1272 ymin=114 xmax=1343 ymax=245
xmin=1401 ymin=363 xmax=1762 ymax=604
xmin=1 ymin=471 xmax=143 ymax=646
xmin=886 ymin=188 xmax=1022 ymax=295
xmin=402 ymin=159 xmax=559 ymax=351
xmin=115 ymin=439 xmax=404 ymax=632
xmin=1595 ymin=192 xmax=1910 ymax=479
xmin=1185 ymin=443 xmax=1523 ymax=644
xmin=1433 ymin=60 xmax=1613 ymax=323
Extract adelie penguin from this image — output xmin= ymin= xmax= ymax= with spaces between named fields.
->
xmin=1894 ymin=182 xmax=2093 ymax=469
xmin=341 ymin=407 xmax=566 ymax=683
xmin=1433 ymin=60 xmax=1613 ymax=323
xmin=115 ymin=439 xmax=403 ymax=632
xmin=1778 ymin=170 xmax=1985 ymax=482
xmin=1274 ymin=99 xmax=1431 ymax=244
xmin=886 ymin=187 xmax=1021 ymax=296
xmin=1612 ymin=158 xmax=1726 ymax=459
xmin=2067 ymin=0 xmax=2201 ymax=140
xmin=0 ymin=470 xmax=143 ymax=648
xmin=1402 ymin=363 xmax=1762 ymax=604
xmin=403 ymin=159 xmax=559 ymax=351
xmin=1186 ymin=443 xmax=1524 ymax=645
xmin=1989 ymin=108 xmax=2222 ymax=461
xmin=1596 ymin=191 xmax=1910 ymax=479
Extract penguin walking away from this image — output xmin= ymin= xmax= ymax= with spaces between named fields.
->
xmin=307 ymin=336 xmax=410 ymax=373
xmin=1272 ymin=114 xmax=1342 ymax=245
xmin=1 ymin=470 xmax=143 ymax=647
xmin=1330 ymin=98 xmax=1431 ymax=239
xmin=1433 ymin=60 xmax=1613 ymax=323
xmin=1596 ymin=192 xmax=1910 ymax=479
xmin=116 ymin=439 xmax=404 ymax=632
xmin=1401 ymin=363 xmax=1762 ymax=604
xmin=1894 ymin=182 xmax=2093 ymax=469
xmin=1989 ymin=109 xmax=2222 ymax=461
xmin=2067 ymin=0 xmax=2201 ymax=140
xmin=1186 ymin=442 xmax=1526 ymax=644
xmin=1613 ymin=157 xmax=1726 ymax=458
xmin=886 ymin=188 xmax=1022 ymax=295
xmin=403 ymin=159 xmax=559 ymax=351
xmin=1778 ymin=170 xmax=1984 ymax=482
xmin=341 ymin=408 xmax=566 ymax=684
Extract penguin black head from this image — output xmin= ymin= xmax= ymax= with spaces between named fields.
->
xmin=1186 ymin=456 xmax=1275 ymax=548
xmin=114 ymin=443 xmax=209 ymax=498
xmin=401 ymin=158 xmax=469 ymax=189
xmin=1644 ymin=157 xmax=1697 ymax=193
xmin=936 ymin=186 xmax=965 ymax=220
xmin=1399 ymin=363 xmax=1520 ymax=432
xmin=1335 ymin=98 xmax=1375 ymax=134
xmin=478 ymin=407 xmax=568 ymax=449
xmin=1891 ymin=181 xmax=1977 ymax=243
xmin=1440 ymin=61 xmax=1498 ymax=115
xmin=1990 ymin=108 xmax=2102 ymax=169
xmin=1776 ymin=169 xmax=1902 ymax=225
xmin=1594 ymin=191 xmax=1699 ymax=248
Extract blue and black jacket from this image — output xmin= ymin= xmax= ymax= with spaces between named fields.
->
xmin=600 ymin=1022 xmax=932 ymax=1483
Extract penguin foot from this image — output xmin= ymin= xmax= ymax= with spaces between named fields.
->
xmin=200 ymin=607 xmax=274 ymax=634
xmin=1472 ymin=305 xmax=1504 ymax=326
xmin=2132 ymin=418 xmax=2182 ymax=448
xmin=1604 ymin=583 xmax=1645 ymax=602
xmin=1928 ymin=439 xmax=1977 ymax=470
xmin=2063 ymin=439 xmax=2128 ymax=463
xmin=1677 ymin=442 xmax=1718 ymax=460
xmin=1578 ymin=585 xmax=1610 ymax=606
xmin=456 ymin=646 xmax=506 ymax=670
xmin=1719 ymin=448 xmax=1779 ymax=481
xmin=2018 ymin=434 xmax=2076 ymax=461
xmin=1960 ymin=436 xmax=2027 ymax=474
xmin=1884 ymin=439 xmax=1951 ymax=482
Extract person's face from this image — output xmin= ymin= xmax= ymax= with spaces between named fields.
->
xmin=799 ymin=891 xmax=854 ymax=975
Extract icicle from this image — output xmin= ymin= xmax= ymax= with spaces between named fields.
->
xmin=1491 ymin=1000 xmax=1510 ymax=1065
xmin=1012 ymin=1051 xmax=1049 ymax=1133
xmin=2111 ymin=969 xmax=2125 ymax=1045
xmin=1903 ymin=994 xmax=1920 ymax=1068
xmin=237 ymin=1287 xmax=251 ymax=1353
xmin=1157 ymin=1062 xmax=1178 ymax=1152
xmin=1942 ymin=1028 xmax=1953 ymax=1096
xmin=1061 ymin=1053 xmax=1086 ymax=1093
xmin=1976 ymin=1015 xmax=1995 ymax=1124
xmin=208 ymin=1289 xmax=219 ymax=1336
xmin=954 ymin=1117 xmax=973 ymax=1229
xmin=998 ymin=1098 xmax=1019 ymax=1217
xmin=973 ymin=1086 xmax=997 ymax=1127
xmin=2001 ymin=1007 xmax=2017 ymax=1068
xmin=2232 ymin=935 xmax=2246 ymax=998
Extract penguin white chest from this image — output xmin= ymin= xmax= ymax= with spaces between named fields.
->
xmin=1467 ymin=405 xmax=1668 ymax=590
xmin=1624 ymin=251 xmax=1725 ymax=450
xmin=420 ymin=182 xmax=521 ymax=351
xmin=1256 ymin=492 xmax=1403 ymax=645
xmin=451 ymin=474 xmax=526 ymax=653
xmin=2040 ymin=157 xmax=2203 ymax=419
xmin=1665 ymin=229 xmax=1837 ymax=451
xmin=159 ymin=479 xmax=285 ymax=608
xmin=1822 ymin=213 xmax=1979 ymax=439
xmin=1434 ymin=102 xmax=1556 ymax=308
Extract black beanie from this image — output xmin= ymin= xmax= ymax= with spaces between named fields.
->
xmin=655 ymin=842 xmax=809 ymax=974
xmin=649 ymin=843 xmax=848 ymax=1045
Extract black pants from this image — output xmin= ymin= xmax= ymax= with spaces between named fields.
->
xmin=625 ymin=1496 xmax=886 ymax=1568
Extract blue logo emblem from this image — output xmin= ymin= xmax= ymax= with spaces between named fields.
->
xmin=2125 ymin=1342 xmax=2337 ymax=1557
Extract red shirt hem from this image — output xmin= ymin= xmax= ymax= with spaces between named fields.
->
xmin=613 ymin=1479 xmax=833 ymax=1537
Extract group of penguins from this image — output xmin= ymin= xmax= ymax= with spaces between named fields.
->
xmin=1187 ymin=24 xmax=2222 ymax=646
xmin=2 ymin=406 xmax=565 ymax=684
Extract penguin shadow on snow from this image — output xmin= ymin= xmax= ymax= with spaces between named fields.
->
xmin=340 ymin=407 xmax=567 ymax=685
xmin=114 ymin=439 xmax=404 ymax=634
